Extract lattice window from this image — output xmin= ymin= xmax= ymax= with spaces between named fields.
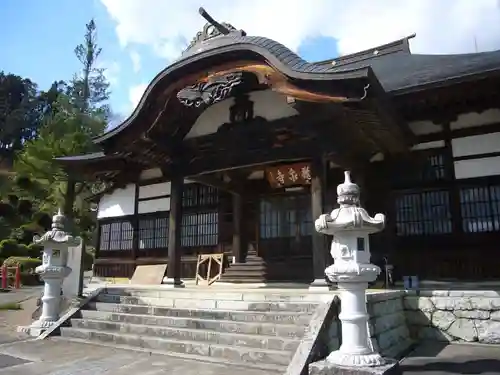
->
xmin=260 ymin=195 xmax=312 ymax=239
xmin=395 ymin=189 xmax=452 ymax=236
xmin=460 ymin=185 xmax=500 ymax=233
xmin=391 ymin=149 xmax=449 ymax=187
xmin=181 ymin=211 xmax=218 ymax=247
xmin=99 ymin=221 xmax=134 ymax=251
xmin=181 ymin=184 xmax=219 ymax=247
xmin=182 ymin=184 xmax=218 ymax=208
xmin=138 ymin=216 xmax=169 ymax=249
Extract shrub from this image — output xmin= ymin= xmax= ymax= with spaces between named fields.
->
xmin=0 ymin=302 xmax=22 ymax=310
xmin=3 ymin=256 xmax=42 ymax=272
xmin=17 ymin=223 xmax=41 ymax=244
xmin=7 ymin=194 xmax=19 ymax=206
xmin=32 ymin=212 xmax=52 ymax=231
xmin=20 ymin=272 xmax=41 ymax=286
xmin=0 ymin=239 xmax=20 ymax=258
xmin=14 ymin=175 xmax=32 ymax=190
xmin=17 ymin=199 xmax=33 ymax=216
xmin=27 ymin=243 xmax=43 ymax=258
xmin=15 ymin=244 xmax=30 ymax=257
xmin=0 ymin=202 xmax=15 ymax=219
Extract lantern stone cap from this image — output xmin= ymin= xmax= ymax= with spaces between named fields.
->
xmin=33 ymin=209 xmax=81 ymax=246
xmin=315 ymin=171 xmax=385 ymax=235
xmin=337 ymin=171 xmax=361 ymax=206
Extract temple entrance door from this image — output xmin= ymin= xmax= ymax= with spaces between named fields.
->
xmin=258 ymin=194 xmax=313 ymax=260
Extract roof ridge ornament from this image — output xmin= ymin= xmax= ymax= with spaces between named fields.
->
xmin=182 ymin=7 xmax=246 ymax=55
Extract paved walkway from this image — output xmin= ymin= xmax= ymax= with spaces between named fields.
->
xmin=0 ymin=287 xmax=42 ymax=343
xmin=0 ymin=287 xmax=42 ymax=306
xmin=400 ymin=342 xmax=500 ymax=374
xmin=1 ymin=338 xmax=500 ymax=375
xmin=0 ymin=338 xmax=275 ymax=375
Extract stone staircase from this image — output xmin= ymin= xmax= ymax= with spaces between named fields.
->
xmin=59 ymin=287 xmax=325 ymax=371
xmin=221 ymin=249 xmax=267 ymax=283
xmin=221 ymin=249 xmax=314 ymax=283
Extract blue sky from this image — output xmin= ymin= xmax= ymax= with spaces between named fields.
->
xmin=0 ymin=0 xmax=339 ymax=121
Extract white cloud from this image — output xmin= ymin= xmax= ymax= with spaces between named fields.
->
xmin=128 ymin=83 xmax=148 ymax=109
xmin=101 ymin=0 xmax=500 ymax=61
xmin=130 ymin=50 xmax=141 ymax=73
xmin=97 ymin=60 xmax=121 ymax=85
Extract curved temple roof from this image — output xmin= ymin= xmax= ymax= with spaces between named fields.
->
xmin=318 ymin=36 xmax=500 ymax=93
xmin=58 ymin=8 xmax=500 ymax=172
xmin=91 ymin=8 xmax=383 ymax=145
xmin=93 ymin=8 xmax=500 ymax=146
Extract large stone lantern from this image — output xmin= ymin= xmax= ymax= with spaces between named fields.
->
xmin=29 ymin=209 xmax=80 ymax=335
xmin=314 ymin=171 xmax=392 ymax=370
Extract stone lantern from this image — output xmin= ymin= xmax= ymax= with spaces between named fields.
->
xmin=29 ymin=209 xmax=80 ymax=335
xmin=313 ymin=171 xmax=395 ymax=371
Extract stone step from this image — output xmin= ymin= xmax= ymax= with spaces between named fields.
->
xmin=95 ymin=293 xmax=318 ymax=312
xmin=103 ymin=287 xmax=330 ymax=302
xmin=70 ymin=318 xmax=301 ymax=351
xmin=60 ymin=327 xmax=293 ymax=367
xmin=88 ymin=302 xmax=311 ymax=325
xmin=219 ymin=278 xmax=267 ymax=284
xmin=221 ymin=270 xmax=267 ymax=277
xmin=55 ymin=336 xmax=286 ymax=372
xmin=79 ymin=309 xmax=306 ymax=338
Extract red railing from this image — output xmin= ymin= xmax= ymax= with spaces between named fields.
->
xmin=0 ymin=264 xmax=21 ymax=289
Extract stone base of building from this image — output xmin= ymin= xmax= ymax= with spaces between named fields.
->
xmin=161 ymin=277 xmax=185 ymax=288
xmin=309 ymin=359 xmax=400 ymax=375
xmin=309 ymin=278 xmax=330 ymax=291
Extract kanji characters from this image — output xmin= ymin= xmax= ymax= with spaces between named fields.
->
xmin=276 ymin=169 xmax=285 ymax=185
xmin=288 ymin=167 xmax=299 ymax=183
xmin=301 ymin=165 xmax=311 ymax=182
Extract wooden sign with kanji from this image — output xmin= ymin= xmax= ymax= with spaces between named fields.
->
xmin=266 ymin=162 xmax=312 ymax=188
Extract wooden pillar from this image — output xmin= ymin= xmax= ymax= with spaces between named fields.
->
xmin=443 ymin=121 xmax=462 ymax=235
xmin=310 ymin=157 xmax=328 ymax=287
xmin=232 ymin=193 xmax=246 ymax=263
xmin=132 ymin=183 xmax=140 ymax=262
xmin=165 ymin=174 xmax=184 ymax=287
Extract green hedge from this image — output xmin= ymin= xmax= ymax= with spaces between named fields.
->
xmin=0 ymin=239 xmax=20 ymax=258
xmin=3 ymin=256 xmax=41 ymax=272
xmin=0 ymin=239 xmax=42 ymax=259
xmin=20 ymin=272 xmax=41 ymax=285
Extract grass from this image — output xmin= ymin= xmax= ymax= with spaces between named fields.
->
xmin=0 ymin=302 xmax=23 ymax=311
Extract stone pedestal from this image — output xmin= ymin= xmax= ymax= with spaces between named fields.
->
xmin=314 ymin=171 xmax=395 ymax=371
xmin=309 ymin=359 xmax=400 ymax=375
xmin=162 ymin=277 xmax=185 ymax=288
xmin=25 ymin=210 xmax=80 ymax=336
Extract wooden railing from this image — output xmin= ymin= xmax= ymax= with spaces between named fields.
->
xmin=0 ymin=265 xmax=21 ymax=289
xmin=195 ymin=253 xmax=224 ymax=286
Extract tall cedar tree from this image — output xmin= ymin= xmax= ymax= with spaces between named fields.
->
xmin=63 ymin=19 xmax=110 ymax=219
xmin=14 ymin=19 xmax=109 ymax=238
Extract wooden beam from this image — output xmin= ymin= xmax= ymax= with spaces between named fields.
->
xmin=232 ymin=194 xmax=246 ymax=263
xmin=418 ymin=121 xmax=500 ymax=143
xmin=310 ymin=157 xmax=328 ymax=285
xmin=188 ymin=174 xmax=244 ymax=195
xmin=165 ymin=174 xmax=184 ymax=286
xmin=183 ymin=141 xmax=323 ymax=177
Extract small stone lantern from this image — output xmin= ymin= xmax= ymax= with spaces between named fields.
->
xmin=29 ymin=209 xmax=80 ymax=335
xmin=313 ymin=171 xmax=395 ymax=371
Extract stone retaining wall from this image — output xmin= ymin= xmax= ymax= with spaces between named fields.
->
xmin=367 ymin=291 xmax=413 ymax=358
xmin=324 ymin=291 xmax=413 ymax=359
xmin=323 ymin=289 xmax=500 ymax=362
xmin=405 ymin=290 xmax=500 ymax=344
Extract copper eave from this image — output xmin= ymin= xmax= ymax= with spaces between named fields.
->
xmin=92 ymin=40 xmax=389 ymax=148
